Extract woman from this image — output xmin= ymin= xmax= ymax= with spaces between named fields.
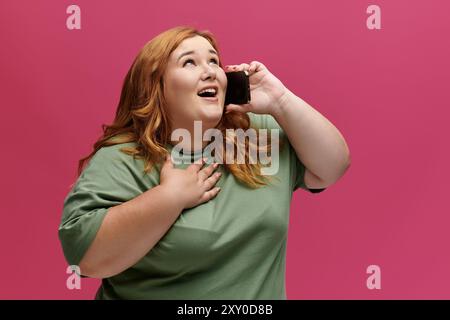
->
xmin=59 ymin=26 xmax=351 ymax=299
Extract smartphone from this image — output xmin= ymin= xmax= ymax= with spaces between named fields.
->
xmin=224 ymin=70 xmax=251 ymax=105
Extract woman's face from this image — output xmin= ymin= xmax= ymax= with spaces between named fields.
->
xmin=163 ymin=35 xmax=227 ymax=132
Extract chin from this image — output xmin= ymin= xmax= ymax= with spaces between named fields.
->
xmin=197 ymin=106 xmax=223 ymax=125
xmin=200 ymin=114 xmax=223 ymax=128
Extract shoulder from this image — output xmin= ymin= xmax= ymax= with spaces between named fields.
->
xmin=80 ymin=142 xmax=143 ymax=179
xmin=74 ymin=141 xmax=152 ymax=194
xmin=90 ymin=142 xmax=138 ymax=165
xmin=94 ymin=141 xmax=138 ymax=158
xmin=247 ymin=113 xmax=288 ymax=139
xmin=248 ymin=113 xmax=279 ymax=130
xmin=247 ymin=113 xmax=289 ymax=147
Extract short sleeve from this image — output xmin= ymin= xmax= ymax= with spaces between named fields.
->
xmin=58 ymin=146 xmax=145 ymax=267
xmin=248 ymin=112 xmax=325 ymax=193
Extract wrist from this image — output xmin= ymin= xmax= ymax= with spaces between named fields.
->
xmin=270 ymin=88 xmax=293 ymax=120
xmin=155 ymin=184 xmax=186 ymax=212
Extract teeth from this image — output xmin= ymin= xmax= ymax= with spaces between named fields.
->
xmin=198 ymin=88 xmax=217 ymax=95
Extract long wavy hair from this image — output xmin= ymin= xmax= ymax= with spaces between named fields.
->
xmin=78 ymin=26 xmax=277 ymax=188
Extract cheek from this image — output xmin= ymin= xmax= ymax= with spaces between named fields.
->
xmin=171 ymin=71 xmax=197 ymax=90
xmin=218 ymin=71 xmax=227 ymax=90
xmin=165 ymin=78 xmax=194 ymax=109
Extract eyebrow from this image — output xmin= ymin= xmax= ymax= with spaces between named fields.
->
xmin=177 ymin=49 xmax=219 ymax=62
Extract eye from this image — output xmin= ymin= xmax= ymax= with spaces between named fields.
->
xmin=183 ymin=58 xmax=219 ymax=67
xmin=183 ymin=59 xmax=195 ymax=66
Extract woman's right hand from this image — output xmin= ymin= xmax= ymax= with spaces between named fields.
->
xmin=159 ymin=155 xmax=222 ymax=209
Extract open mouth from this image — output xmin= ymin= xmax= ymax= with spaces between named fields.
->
xmin=198 ymin=96 xmax=218 ymax=102
xmin=197 ymin=87 xmax=218 ymax=102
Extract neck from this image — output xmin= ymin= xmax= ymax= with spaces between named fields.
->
xmin=168 ymin=139 xmax=209 ymax=154
xmin=169 ymin=119 xmax=220 ymax=153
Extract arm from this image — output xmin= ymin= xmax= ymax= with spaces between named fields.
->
xmin=72 ymin=155 xmax=221 ymax=279
xmin=79 ymin=185 xmax=183 ymax=279
xmin=224 ymin=61 xmax=350 ymax=188
xmin=271 ymin=88 xmax=351 ymax=189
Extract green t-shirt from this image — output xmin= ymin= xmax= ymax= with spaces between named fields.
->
xmin=59 ymin=113 xmax=325 ymax=299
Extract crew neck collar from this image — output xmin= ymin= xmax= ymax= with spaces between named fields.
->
xmin=165 ymin=143 xmax=214 ymax=164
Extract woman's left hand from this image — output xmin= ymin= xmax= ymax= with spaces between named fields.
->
xmin=224 ymin=61 xmax=288 ymax=115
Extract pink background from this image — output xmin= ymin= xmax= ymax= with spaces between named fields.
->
xmin=1 ymin=0 xmax=449 ymax=299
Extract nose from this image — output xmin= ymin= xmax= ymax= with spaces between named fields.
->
xmin=201 ymin=64 xmax=216 ymax=80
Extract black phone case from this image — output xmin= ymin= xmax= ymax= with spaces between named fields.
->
xmin=224 ymin=71 xmax=251 ymax=105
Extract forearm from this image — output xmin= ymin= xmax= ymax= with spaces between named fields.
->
xmin=271 ymin=88 xmax=351 ymax=184
xmin=79 ymin=185 xmax=184 ymax=278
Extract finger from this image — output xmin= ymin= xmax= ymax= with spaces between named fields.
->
xmin=200 ymin=187 xmax=221 ymax=203
xmin=236 ymin=63 xmax=250 ymax=73
xmin=187 ymin=157 xmax=207 ymax=173
xmin=203 ymin=171 xmax=222 ymax=189
xmin=239 ymin=63 xmax=251 ymax=69
xmin=248 ymin=61 xmax=259 ymax=74
xmin=226 ymin=63 xmax=250 ymax=73
xmin=199 ymin=162 xmax=219 ymax=181
xmin=163 ymin=153 xmax=173 ymax=169
xmin=249 ymin=60 xmax=265 ymax=73
xmin=225 ymin=103 xmax=251 ymax=114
